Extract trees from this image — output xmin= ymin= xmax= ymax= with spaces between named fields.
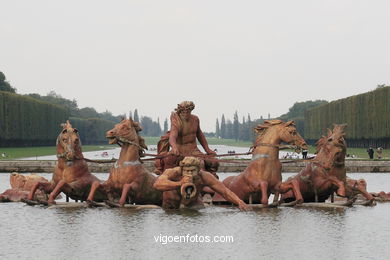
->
xmin=140 ymin=116 xmax=162 ymax=136
xmin=163 ymin=118 xmax=168 ymax=133
xmin=305 ymin=87 xmax=390 ymax=147
xmin=220 ymin=114 xmax=226 ymax=139
xmin=0 ymin=71 xmax=16 ymax=93
xmin=233 ymin=111 xmax=239 ymax=141
xmin=0 ymin=91 xmax=69 ymax=146
xmin=79 ymin=107 xmax=99 ymax=119
xmin=215 ymin=118 xmax=220 ymax=138
xmin=134 ymin=109 xmax=139 ymax=122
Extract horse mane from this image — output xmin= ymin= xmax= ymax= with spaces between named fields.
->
xmin=131 ymin=120 xmax=148 ymax=152
xmin=254 ymin=119 xmax=295 ymax=137
xmin=315 ymin=124 xmax=347 ymax=153
xmin=57 ymin=120 xmax=74 ymax=145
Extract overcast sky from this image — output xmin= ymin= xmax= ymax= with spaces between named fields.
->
xmin=1 ymin=0 xmax=389 ymax=131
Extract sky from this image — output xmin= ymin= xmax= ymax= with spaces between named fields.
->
xmin=1 ymin=0 xmax=389 ymax=131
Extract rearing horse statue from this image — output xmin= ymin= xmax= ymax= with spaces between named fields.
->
xmin=281 ymin=124 xmax=348 ymax=203
xmin=86 ymin=118 xmax=162 ymax=207
xmin=281 ymin=124 xmax=374 ymax=205
xmin=25 ymin=120 xmax=106 ymax=205
xmin=214 ymin=120 xmax=308 ymax=206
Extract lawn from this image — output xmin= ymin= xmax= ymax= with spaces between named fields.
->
xmin=0 ymin=145 xmax=114 ymax=160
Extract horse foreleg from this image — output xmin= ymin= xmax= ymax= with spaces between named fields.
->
xmin=48 ymin=180 xmax=68 ymax=204
xmin=278 ymin=180 xmax=303 ymax=204
xmin=86 ymin=180 xmax=101 ymax=203
xmin=328 ymin=176 xmax=346 ymax=197
xmin=259 ymin=181 xmax=269 ymax=205
xmin=27 ymin=181 xmax=53 ymax=200
xmin=118 ymin=183 xmax=139 ymax=206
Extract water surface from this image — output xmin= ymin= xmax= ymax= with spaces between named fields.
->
xmin=1 ymin=172 xmax=390 ymax=260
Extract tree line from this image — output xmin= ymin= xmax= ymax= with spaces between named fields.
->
xmin=2 ymin=70 xmax=388 ymax=148
xmin=215 ymin=100 xmax=328 ymax=142
xmin=305 ymin=86 xmax=390 ymax=148
xmin=0 ymin=71 xmax=164 ymax=146
xmin=0 ymin=91 xmax=69 ymax=146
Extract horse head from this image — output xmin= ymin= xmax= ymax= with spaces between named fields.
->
xmin=56 ymin=120 xmax=83 ymax=161
xmin=106 ymin=118 xmax=147 ymax=154
xmin=10 ymin=173 xmax=27 ymax=189
xmin=315 ymin=124 xmax=347 ymax=169
xmin=254 ymin=120 xmax=308 ymax=151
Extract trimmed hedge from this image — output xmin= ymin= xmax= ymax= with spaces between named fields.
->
xmin=69 ymin=117 xmax=115 ymax=145
xmin=0 ymin=91 xmax=69 ymax=146
xmin=0 ymin=91 xmax=116 ymax=146
xmin=305 ymin=87 xmax=390 ymax=147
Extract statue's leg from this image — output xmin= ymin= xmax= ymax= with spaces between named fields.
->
xmin=118 ymin=182 xmax=139 ymax=206
xmin=328 ymin=176 xmax=346 ymax=197
xmin=27 ymin=181 xmax=53 ymax=200
xmin=86 ymin=180 xmax=101 ymax=202
xmin=278 ymin=180 xmax=303 ymax=204
xmin=259 ymin=181 xmax=269 ymax=205
xmin=48 ymin=180 xmax=69 ymax=204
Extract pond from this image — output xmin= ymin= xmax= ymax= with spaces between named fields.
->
xmin=0 ymin=172 xmax=390 ymax=259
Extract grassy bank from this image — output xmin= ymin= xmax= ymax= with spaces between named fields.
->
xmin=0 ymin=145 xmax=114 ymax=160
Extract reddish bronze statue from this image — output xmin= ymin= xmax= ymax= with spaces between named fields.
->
xmin=370 ymin=191 xmax=390 ymax=201
xmin=25 ymin=121 xmax=106 ymax=205
xmin=86 ymin=118 xmax=162 ymax=207
xmin=280 ymin=125 xmax=352 ymax=203
xmin=345 ymin=177 xmax=374 ymax=204
xmin=153 ymin=156 xmax=250 ymax=210
xmin=0 ymin=173 xmax=49 ymax=202
xmin=213 ymin=120 xmax=308 ymax=206
xmin=155 ymin=101 xmax=219 ymax=176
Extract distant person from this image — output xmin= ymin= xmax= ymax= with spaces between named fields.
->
xmin=367 ymin=146 xmax=374 ymax=159
xmin=1 ymin=152 xmax=6 ymax=158
xmin=377 ymin=147 xmax=383 ymax=160
xmin=302 ymin=149 xmax=308 ymax=159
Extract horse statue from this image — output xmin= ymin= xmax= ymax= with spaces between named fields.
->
xmin=370 ymin=191 xmax=390 ymax=201
xmin=280 ymin=124 xmax=351 ymax=203
xmin=86 ymin=118 xmax=162 ymax=207
xmin=0 ymin=173 xmax=49 ymax=202
xmin=345 ymin=177 xmax=375 ymax=205
xmin=24 ymin=120 xmax=106 ymax=205
xmin=213 ymin=120 xmax=308 ymax=206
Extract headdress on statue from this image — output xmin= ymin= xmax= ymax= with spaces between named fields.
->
xmin=179 ymin=157 xmax=201 ymax=169
xmin=175 ymin=101 xmax=195 ymax=113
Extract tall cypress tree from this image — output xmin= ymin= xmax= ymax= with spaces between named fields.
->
xmin=0 ymin=71 xmax=16 ymax=93
xmin=215 ymin=118 xmax=220 ymax=138
xmin=134 ymin=109 xmax=139 ymax=122
xmin=220 ymin=114 xmax=226 ymax=138
xmin=163 ymin=118 xmax=168 ymax=133
xmin=233 ymin=111 xmax=239 ymax=141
